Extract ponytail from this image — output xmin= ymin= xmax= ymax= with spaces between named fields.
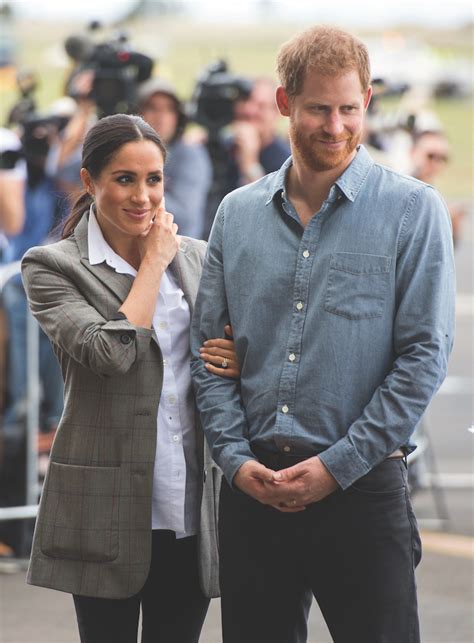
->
xmin=62 ymin=191 xmax=93 ymax=239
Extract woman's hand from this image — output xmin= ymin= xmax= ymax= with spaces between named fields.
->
xmin=138 ymin=201 xmax=179 ymax=273
xmin=200 ymin=324 xmax=240 ymax=378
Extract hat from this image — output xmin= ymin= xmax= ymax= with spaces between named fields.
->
xmin=137 ymin=77 xmax=180 ymax=107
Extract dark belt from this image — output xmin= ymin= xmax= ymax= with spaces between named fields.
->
xmin=251 ymin=445 xmax=405 ymax=471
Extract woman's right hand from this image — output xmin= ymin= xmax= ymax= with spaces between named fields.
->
xmin=138 ymin=202 xmax=179 ymax=273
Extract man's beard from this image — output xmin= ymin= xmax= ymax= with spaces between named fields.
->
xmin=290 ymin=123 xmax=360 ymax=172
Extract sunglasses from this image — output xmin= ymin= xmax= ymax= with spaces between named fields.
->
xmin=426 ymin=152 xmax=449 ymax=163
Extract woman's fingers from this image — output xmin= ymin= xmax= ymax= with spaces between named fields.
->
xmin=199 ymin=346 xmax=235 ymax=359
xmin=204 ymin=362 xmax=239 ymax=378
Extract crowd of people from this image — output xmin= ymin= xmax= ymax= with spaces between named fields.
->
xmin=0 ymin=22 xmax=462 ymax=643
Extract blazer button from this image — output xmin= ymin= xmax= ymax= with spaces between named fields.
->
xmin=120 ymin=333 xmax=132 ymax=345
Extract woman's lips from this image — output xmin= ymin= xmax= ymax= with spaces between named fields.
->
xmin=124 ymin=209 xmax=149 ymax=220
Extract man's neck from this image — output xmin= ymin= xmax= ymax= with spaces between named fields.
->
xmin=286 ymin=151 xmax=355 ymax=228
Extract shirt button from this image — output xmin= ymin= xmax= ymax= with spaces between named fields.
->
xmin=302 ymin=250 xmax=310 ymax=258
xmin=159 ymin=321 xmax=168 ymax=330
xmin=289 ymin=353 xmax=296 ymax=362
xmin=167 ymin=395 xmax=177 ymax=404
xmin=283 ymin=446 xmax=291 ymax=453
xmin=172 ymin=434 xmax=180 ymax=442
xmin=296 ymin=302 xmax=304 ymax=311
xmin=282 ymin=404 xmax=289 ymax=414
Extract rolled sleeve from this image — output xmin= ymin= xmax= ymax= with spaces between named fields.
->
xmin=322 ymin=185 xmax=455 ymax=488
xmin=21 ymin=247 xmax=153 ymax=378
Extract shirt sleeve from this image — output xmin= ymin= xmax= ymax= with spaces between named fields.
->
xmin=318 ymin=185 xmax=456 ymax=489
xmin=21 ymin=246 xmax=153 ymax=378
xmin=190 ymin=201 xmax=257 ymax=485
xmin=165 ymin=143 xmax=212 ymax=240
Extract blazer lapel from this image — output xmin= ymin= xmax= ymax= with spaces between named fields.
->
xmin=74 ymin=213 xmax=136 ymax=306
xmin=169 ymin=238 xmax=202 ymax=315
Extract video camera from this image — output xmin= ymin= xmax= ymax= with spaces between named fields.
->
xmin=64 ymin=22 xmax=154 ymax=117
xmin=4 ymin=70 xmax=69 ymax=183
xmin=188 ymin=60 xmax=253 ymax=139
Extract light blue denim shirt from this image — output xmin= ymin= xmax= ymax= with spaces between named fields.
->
xmin=190 ymin=145 xmax=455 ymax=489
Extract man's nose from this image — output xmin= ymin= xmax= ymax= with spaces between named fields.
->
xmin=323 ymin=111 xmax=344 ymax=137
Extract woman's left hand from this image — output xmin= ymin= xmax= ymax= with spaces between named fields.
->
xmin=199 ymin=324 xmax=240 ymax=378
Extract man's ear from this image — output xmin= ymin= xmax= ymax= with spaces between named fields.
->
xmin=364 ymin=85 xmax=373 ymax=112
xmin=276 ymin=86 xmax=291 ymax=117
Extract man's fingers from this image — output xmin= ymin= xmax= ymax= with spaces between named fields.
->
xmin=224 ymin=324 xmax=233 ymax=338
xmin=272 ymin=463 xmax=306 ymax=483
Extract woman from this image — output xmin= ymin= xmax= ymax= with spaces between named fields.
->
xmin=21 ymin=113 xmax=237 ymax=643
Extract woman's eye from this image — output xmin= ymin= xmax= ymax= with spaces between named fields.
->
xmin=148 ymin=175 xmax=162 ymax=184
xmin=117 ymin=175 xmax=132 ymax=184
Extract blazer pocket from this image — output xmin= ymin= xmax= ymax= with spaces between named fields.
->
xmin=40 ymin=462 xmax=120 ymax=563
xmin=324 ymin=252 xmax=391 ymax=320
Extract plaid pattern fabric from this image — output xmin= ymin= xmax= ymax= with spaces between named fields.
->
xmin=21 ymin=215 xmax=220 ymax=599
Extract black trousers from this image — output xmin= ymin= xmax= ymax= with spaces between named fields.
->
xmin=219 ymin=452 xmax=422 ymax=643
xmin=73 ymin=530 xmax=210 ymax=643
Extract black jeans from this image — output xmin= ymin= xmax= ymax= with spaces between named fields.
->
xmin=219 ymin=452 xmax=422 ymax=643
xmin=73 ymin=530 xmax=210 ymax=643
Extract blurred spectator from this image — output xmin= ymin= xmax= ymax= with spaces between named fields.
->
xmin=410 ymin=130 xmax=466 ymax=246
xmin=229 ymin=77 xmax=290 ymax=187
xmin=0 ymin=128 xmax=26 ymax=250
xmin=200 ymin=77 xmax=291 ymax=238
xmin=138 ymin=77 xmax=212 ymax=239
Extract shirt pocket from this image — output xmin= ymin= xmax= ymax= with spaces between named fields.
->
xmin=40 ymin=462 xmax=120 ymax=563
xmin=324 ymin=252 xmax=391 ymax=320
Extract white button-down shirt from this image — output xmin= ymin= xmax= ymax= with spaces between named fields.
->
xmin=88 ymin=210 xmax=198 ymax=538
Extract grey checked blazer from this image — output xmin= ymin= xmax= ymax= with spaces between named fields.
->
xmin=21 ymin=213 xmax=221 ymax=599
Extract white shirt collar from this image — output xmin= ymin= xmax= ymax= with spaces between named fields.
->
xmin=88 ymin=206 xmax=137 ymax=276
xmin=87 ymin=206 xmax=177 ymax=291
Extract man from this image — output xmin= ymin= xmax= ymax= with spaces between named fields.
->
xmin=138 ymin=77 xmax=212 ymax=239
xmin=230 ymin=77 xmax=290 ymax=186
xmin=410 ymin=129 xmax=465 ymax=246
xmin=202 ymin=77 xmax=290 ymax=239
xmin=191 ymin=25 xmax=455 ymax=643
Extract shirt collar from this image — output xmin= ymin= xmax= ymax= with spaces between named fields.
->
xmin=265 ymin=144 xmax=374 ymax=205
xmin=87 ymin=206 xmax=136 ymax=276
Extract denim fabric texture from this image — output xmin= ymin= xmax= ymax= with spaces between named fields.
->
xmin=190 ymin=145 xmax=455 ymax=489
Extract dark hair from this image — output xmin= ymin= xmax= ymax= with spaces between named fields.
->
xmin=62 ymin=114 xmax=167 ymax=238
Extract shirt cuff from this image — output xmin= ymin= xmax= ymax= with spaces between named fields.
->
xmin=218 ymin=443 xmax=258 ymax=488
xmin=318 ymin=437 xmax=370 ymax=490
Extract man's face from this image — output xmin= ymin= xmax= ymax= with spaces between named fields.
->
xmin=140 ymin=93 xmax=179 ymax=144
xmin=233 ymin=81 xmax=279 ymax=137
xmin=277 ymin=69 xmax=371 ymax=173
xmin=411 ymin=133 xmax=450 ymax=183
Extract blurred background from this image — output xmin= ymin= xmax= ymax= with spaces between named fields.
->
xmin=0 ymin=1 xmax=472 ymax=642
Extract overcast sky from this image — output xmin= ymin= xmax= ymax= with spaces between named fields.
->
xmin=12 ymin=0 xmax=474 ymax=28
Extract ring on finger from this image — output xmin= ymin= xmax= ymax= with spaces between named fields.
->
xmin=221 ymin=358 xmax=229 ymax=369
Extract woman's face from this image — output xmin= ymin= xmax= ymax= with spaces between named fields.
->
xmin=81 ymin=139 xmax=164 ymax=245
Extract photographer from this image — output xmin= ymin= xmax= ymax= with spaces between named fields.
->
xmin=228 ymin=77 xmax=290 ymax=187
xmin=0 ymin=128 xmax=26 ymax=243
xmin=138 ymin=78 xmax=212 ymax=239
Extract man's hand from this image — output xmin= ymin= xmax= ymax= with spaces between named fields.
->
xmin=271 ymin=456 xmax=339 ymax=510
xmin=233 ymin=460 xmax=305 ymax=512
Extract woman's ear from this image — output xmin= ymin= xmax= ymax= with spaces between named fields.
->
xmin=80 ymin=168 xmax=94 ymax=195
